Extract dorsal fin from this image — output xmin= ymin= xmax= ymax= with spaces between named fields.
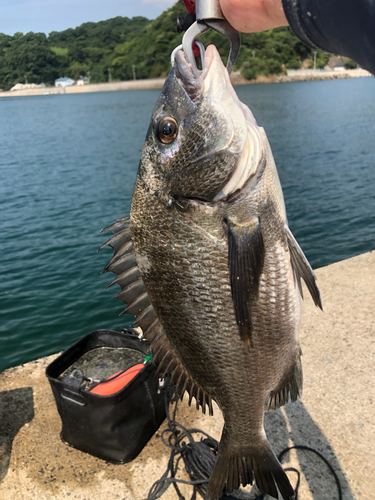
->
xmin=100 ymin=216 xmax=214 ymax=415
xmin=285 ymin=225 xmax=322 ymax=310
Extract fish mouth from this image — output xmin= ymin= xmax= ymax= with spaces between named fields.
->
xmin=174 ymin=44 xmax=223 ymax=101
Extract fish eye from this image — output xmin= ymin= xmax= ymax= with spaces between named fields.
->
xmin=158 ymin=117 xmax=178 ymax=144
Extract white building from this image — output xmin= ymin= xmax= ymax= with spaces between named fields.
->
xmin=333 ymin=62 xmax=345 ymax=72
xmin=55 ymin=77 xmax=75 ymax=88
xmin=76 ymin=76 xmax=90 ymax=86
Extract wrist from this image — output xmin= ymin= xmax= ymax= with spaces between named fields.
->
xmin=264 ymin=0 xmax=288 ymax=29
xmin=220 ymin=0 xmax=289 ymax=33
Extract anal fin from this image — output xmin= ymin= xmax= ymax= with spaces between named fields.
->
xmin=266 ymin=353 xmax=303 ymax=411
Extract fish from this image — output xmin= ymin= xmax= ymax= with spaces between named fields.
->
xmin=101 ymin=44 xmax=322 ymax=500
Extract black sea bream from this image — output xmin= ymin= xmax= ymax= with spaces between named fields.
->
xmin=102 ymin=45 xmax=322 ymax=500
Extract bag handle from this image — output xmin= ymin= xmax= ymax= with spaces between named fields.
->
xmin=61 ymin=369 xmax=87 ymax=406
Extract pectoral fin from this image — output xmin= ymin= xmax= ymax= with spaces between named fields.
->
xmin=285 ymin=226 xmax=322 ymax=310
xmin=227 ymin=217 xmax=265 ymax=348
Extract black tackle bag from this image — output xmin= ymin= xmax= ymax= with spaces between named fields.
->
xmin=46 ymin=329 xmax=166 ymax=463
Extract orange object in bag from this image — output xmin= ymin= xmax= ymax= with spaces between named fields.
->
xmin=89 ymin=363 xmax=145 ymax=396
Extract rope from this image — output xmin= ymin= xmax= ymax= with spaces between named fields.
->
xmin=144 ymin=380 xmax=343 ymax=500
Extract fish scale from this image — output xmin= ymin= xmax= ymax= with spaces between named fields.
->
xmin=103 ymin=45 xmax=322 ymax=500
xmin=131 ymin=142 xmax=301 ymax=491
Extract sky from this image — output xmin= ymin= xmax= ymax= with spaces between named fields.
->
xmin=0 ymin=0 xmax=177 ymax=36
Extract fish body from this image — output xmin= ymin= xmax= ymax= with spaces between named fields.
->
xmin=102 ymin=45 xmax=321 ymax=500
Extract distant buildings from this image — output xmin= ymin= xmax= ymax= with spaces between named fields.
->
xmin=10 ymin=83 xmax=45 ymax=91
xmin=333 ymin=61 xmax=345 ymax=72
xmin=54 ymin=76 xmax=89 ymax=87
xmin=76 ymin=76 xmax=90 ymax=86
xmin=10 ymin=77 xmax=90 ymax=91
xmin=55 ymin=77 xmax=75 ymax=88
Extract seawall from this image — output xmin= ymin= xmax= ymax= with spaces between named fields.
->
xmin=278 ymin=67 xmax=373 ymax=83
xmin=0 ymin=68 xmax=372 ymax=98
xmin=0 ymin=79 xmax=166 ymax=98
xmin=230 ymin=67 xmax=373 ymax=85
xmin=0 ymin=251 xmax=374 ymax=499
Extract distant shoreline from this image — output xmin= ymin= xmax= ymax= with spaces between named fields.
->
xmin=0 ymin=68 xmax=372 ymax=98
xmin=231 ymin=67 xmax=373 ymax=85
xmin=0 ymin=78 xmax=166 ymax=98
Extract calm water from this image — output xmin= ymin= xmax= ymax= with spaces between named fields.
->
xmin=1 ymin=78 xmax=374 ymax=372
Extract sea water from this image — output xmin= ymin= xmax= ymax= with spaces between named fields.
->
xmin=1 ymin=77 xmax=374 ymax=371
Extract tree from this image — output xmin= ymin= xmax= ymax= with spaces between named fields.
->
xmin=0 ymin=32 xmax=60 ymax=88
xmin=344 ymin=59 xmax=357 ymax=69
xmin=0 ymin=1 xmax=318 ymax=87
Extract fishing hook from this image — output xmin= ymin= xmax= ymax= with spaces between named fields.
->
xmin=180 ymin=0 xmax=241 ymax=78
xmin=171 ymin=40 xmax=205 ymax=67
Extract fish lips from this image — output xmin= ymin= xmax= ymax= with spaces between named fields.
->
xmin=174 ymin=44 xmax=225 ymax=102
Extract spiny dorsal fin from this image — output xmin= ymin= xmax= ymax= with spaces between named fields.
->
xmin=101 ymin=215 xmax=130 ymax=235
xmin=150 ymin=324 xmax=213 ymax=415
xmin=227 ymin=216 xmax=265 ymax=349
xmin=100 ymin=216 xmax=213 ymax=415
xmin=100 ymin=216 xmax=155 ymax=324
xmin=285 ymin=225 xmax=322 ymax=310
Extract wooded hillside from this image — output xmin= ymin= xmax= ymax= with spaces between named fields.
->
xmin=0 ymin=2 xmax=327 ymax=90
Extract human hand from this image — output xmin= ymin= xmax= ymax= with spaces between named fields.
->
xmin=220 ymin=0 xmax=288 ymax=32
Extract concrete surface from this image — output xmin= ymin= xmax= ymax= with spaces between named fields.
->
xmin=0 ymin=251 xmax=374 ymax=500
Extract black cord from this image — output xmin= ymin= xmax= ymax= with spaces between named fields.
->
xmin=278 ymin=445 xmax=343 ymax=500
xmin=144 ymin=381 xmax=343 ymax=500
xmin=144 ymin=380 xmax=216 ymax=500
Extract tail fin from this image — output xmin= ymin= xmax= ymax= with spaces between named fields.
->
xmin=206 ymin=437 xmax=295 ymax=500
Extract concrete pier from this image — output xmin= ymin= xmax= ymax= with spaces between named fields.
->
xmin=0 ymin=251 xmax=374 ymax=499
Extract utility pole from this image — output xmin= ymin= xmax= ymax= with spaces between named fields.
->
xmin=87 ymin=71 xmax=90 ymax=84
xmin=24 ymin=73 xmax=28 ymax=84
xmin=132 ymin=65 xmax=136 ymax=81
xmin=313 ymin=51 xmax=317 ymax=70
xmin=108 ymin=68 xmax=112 ymax=83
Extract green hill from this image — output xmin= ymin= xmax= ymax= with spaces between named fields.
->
xmin=0 ymin=2 xmax=327 ymax=90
